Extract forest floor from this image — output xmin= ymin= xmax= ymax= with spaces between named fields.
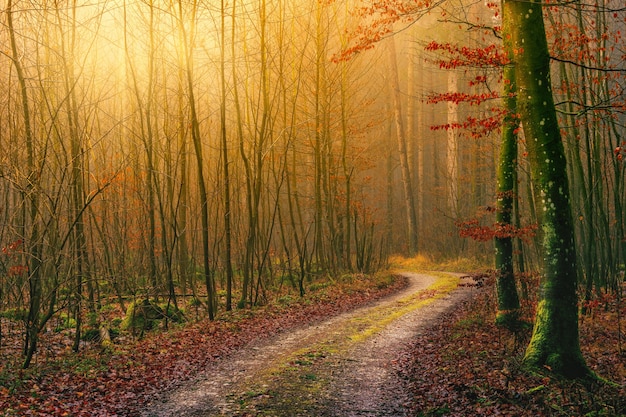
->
xmin=1 ymin=260 xmax=625 ymax=416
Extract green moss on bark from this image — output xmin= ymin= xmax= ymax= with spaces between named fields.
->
xmin=523 ymin=300 xmax=591 ymax=379
xmin=503 ymin=0 xmax=593 ymax=379
xmin=494 ymin=0 xmax=521 ymax=331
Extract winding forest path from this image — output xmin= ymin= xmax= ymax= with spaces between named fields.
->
xmin=142 ymin=272 xmax=478 ymax=417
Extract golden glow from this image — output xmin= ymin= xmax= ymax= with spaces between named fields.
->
xmin=36 ymin=0 xmax=223 ymax=92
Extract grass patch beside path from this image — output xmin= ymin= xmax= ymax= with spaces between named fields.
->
xmin=226 ymin=272 xmax=460 ymax=416
xmin=389 ymin=254 xmax=490 ymax=274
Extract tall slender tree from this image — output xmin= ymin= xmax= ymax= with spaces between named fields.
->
xmin=175 ymin=0 xmax=216 ymax=318
xmin=387 ymin=36 xmax=418 ymax=255
xmin=495 ymin=4 xmax=521 ymax=327
xmin=7 ymin=0 xmax=43 ymax=369
xmin=219 ymin=0 xmax=234 ymax=311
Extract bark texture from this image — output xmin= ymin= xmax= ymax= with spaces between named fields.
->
xmin=495 ymin=6 xmax=521 ymax=327
xmin=504 ymin=0 xmax=590 ymax=378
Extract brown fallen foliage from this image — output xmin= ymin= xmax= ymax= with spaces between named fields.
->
xmin=3 ymin=270 xmax=624 ymax=417
xmin=0 ymin=274 xmax=407 ymax=417
xmin=396 ymin=277 xmax=626 ymax=416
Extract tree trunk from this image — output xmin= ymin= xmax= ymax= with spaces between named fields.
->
xmin=504 ymin=0 xmax=591 ymax=378
xmin=495 ymin=7 xmax=521 ymax=327
xmin=313 ymin=0 xmax=327 ymax=268
xmin=446 ymin=71 xmax=458 ymax=215
xmin=54 ymin=1 xmax=89 ymax=352
xmin=7 ymin=0 xmax=44 ymax=369
xmin=220 ymin=0 xmax=234 ymax=311
xmin=176 ymin=0 xmax=215 ymax=319
xmin=387 ymin=36 xmax=418 ymax=255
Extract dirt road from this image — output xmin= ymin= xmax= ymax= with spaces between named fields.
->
xmin=143 ymin=272 xmax=477 ymax=417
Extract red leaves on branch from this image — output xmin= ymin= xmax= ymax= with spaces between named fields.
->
xmin=425 ymin=41 xmax=509 ymax=68
xmin=430 ymin=108 xmax=509 ymax=139
xmin=7 ymin=264 xmax=28 ymax=276
xmin=455 ymin=218 xmax=538 ymax=242
xmin=427 ymin=91 xmax=500 ymax=106
xmin=469 ymin=75 xmax=488 ymax=86
xmin=545 ymin=5 xmax=625 ymax=118
xmin=422 ymin=40 xmax=512 ymax=141
xmin=2 ymin=238 xmax=28 ymax=276
xmin=333 ymin=0 xmax=440 ymax=62
xmin=1 ymin=239 xmax=23 ymax=256
xmin=614 ymin=141 xmax=626 ymax=161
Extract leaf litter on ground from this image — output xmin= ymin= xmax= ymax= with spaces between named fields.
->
xmin=396 ymin=276 xmax=626 ymax=417
xmin=1 ymin=266 xmax=624 ymax=417
xmin=0 ymin=274 xmax=406 ymax=416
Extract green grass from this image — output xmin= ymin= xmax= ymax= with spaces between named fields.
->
xmin=389 ymin=254 xmax=490 ymax=272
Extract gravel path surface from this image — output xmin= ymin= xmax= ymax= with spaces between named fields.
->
xmin=323 ymin=272 xmax=476 ymax=416
xmin=142 ymin=272 xmax=477 ymax=417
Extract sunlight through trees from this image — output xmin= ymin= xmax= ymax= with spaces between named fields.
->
xmin=0 ymin=0 xmax=624 ymax=380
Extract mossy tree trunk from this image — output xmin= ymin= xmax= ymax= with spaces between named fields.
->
xmin=494 ymin=18 xmax=521 ymax=327
xmin=503 ymin=0 xmax=591 ymax=378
